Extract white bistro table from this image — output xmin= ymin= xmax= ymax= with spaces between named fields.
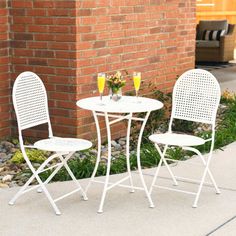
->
xmin=77 ymin=95 xmax=163 ymax=213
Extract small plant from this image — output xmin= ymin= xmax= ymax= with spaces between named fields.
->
xmin=11 ymin=149 xmax=48 ymax=164
xmin=107 ymin=71 xmax=127 ymax=94
xmin=172 ymin=119 xmax=197 ymax=134
xmin=221 ymin=89 xmax=235 ymax=102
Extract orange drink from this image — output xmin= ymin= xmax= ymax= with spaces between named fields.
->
xmin=133 ymin=72 xmax=141 ymax=102
xmin=97 ymin=75 xmax=105 ymax=93
xmin=97 ymin=73 xmax=106 ymax=104
xmin=133 ymin=73 xmax=141 ymax=92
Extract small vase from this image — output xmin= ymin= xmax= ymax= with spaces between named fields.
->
xmin=110 ymin=88 xmax=122 ymax=101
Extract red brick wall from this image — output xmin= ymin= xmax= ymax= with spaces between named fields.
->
xmin=75 ymin=0 xmax=196 ymax=139
xmin=9 ymin=0 xmax=78 ymax=138
xmin=0 ymin=0 xmax=11 ymax=137
xmin=7 ymin=0 xmax=195 ymax=140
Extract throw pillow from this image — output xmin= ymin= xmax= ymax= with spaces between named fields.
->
xmin=202 ymin=29 xmax=226 ymax=41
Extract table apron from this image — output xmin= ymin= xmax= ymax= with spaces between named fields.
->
xmin=95 ymin=112 xmax=145 ymax=125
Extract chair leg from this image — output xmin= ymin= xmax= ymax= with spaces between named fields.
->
xmin=193 ymin=166 xmax=208 ymax=208
xmin=155 ymin=144 xmax=178 ymax=186
xmin=199 ymin=155 xmax=220 ymax=194
xmin=184 ymin=147 xmax=220 ymax=194
xmin=35 ymin=176 xmax=61 ymax=215
xmin=60 ymin=154 xmax=88 ymax=201
xmin=193 ymin=150 xmax=215 ymax=208
xmin=10 ymin=169 xmax=61 ymax=215
xmin=206 ymin=168 xmax=221 ymax=194
xmin=149 ymin=158 xmax=163 ymax=195
xmin=9 ymin=174 xmax=35 ymax=205
xmin=37 ymin=163 xmax=64 ymax=193
xmin=85 ymin=151 xmax=101 ymax=194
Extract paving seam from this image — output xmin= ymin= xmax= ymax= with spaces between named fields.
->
xmin=205 ymin=215 xmax=236 ymax=236
xmin=140 ymin=172 xmax=236 ymax=192
xmin=139 ymin=172 xmax=236 ymax=236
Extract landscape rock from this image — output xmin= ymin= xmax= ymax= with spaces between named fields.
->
xmin=2 ymin=174 xmax=13 ymax=182
xmin=111 ymin=140 xmax=117 ymax=147
xmin=114 ymin=144 xmax=122 ymax=151
xmin=1 ymin=141 xmax=14 ymax=151
xmin=10 ymin=148 xmax=18 ymax=153
xmin=89 ymin=149 xmax=98 ymax=155
xmin=118 ymin=140 xmax=126 ymax=145
xmin=0 ymin=183 xmax=9 ymax=188
xmin=112 ymin=151 xmax=121 ymax=156
xmin=0 ymin=153 xmax=7 ymax=160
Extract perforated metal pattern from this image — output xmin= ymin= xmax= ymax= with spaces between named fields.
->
xmin=13 ymin=72 xmax=50 ymax=130
xmin=172 ymin=69 xmax=221 ymax=124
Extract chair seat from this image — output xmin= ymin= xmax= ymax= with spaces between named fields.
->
xmin=196 ymin=40 xmax=220 ymax=48
xmin=34 ymin=137 xmax=92 ymax=152
xmin=149 ymin=133 xmax=205 ymax=147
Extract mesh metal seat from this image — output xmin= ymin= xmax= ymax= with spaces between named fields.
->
xmin=149 ymin=133 xmax=205 ymax=147
xmin=149 ymin=69 xmax=221 ymax=208
xmin=9 ymin=71 xmax=92 ymax=215
xmin=34 ymin=137 xmax=92 ymax=152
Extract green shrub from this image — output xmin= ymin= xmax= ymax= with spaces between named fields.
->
xmin=11 ymin=149 xmax=47 ymax=164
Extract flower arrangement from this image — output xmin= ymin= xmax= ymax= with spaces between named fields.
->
xmin=107 ymin=71 xmax=127 ymax=94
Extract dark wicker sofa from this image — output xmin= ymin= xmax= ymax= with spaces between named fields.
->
xmin=196 ymin=20 xmax=236 ymax=62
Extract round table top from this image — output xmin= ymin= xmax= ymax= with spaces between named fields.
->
xmin=76 ymin=96 xmax=163 ymax=113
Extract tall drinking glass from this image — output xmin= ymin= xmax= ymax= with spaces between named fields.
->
xmin=97 ymin=72 xmax=106 ymax=104
xmin=133 ymin=72 xmax=141 ymax=103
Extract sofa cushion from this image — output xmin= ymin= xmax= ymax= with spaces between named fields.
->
xmin=197 ymin=20 xmax=228 ymax=40
xmin=202 ymin=29 xmax=226 ymax=40
xmin=196 ymin=40 xmax=220 ymax=48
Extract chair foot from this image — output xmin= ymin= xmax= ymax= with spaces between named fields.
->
xmin=216 ymin=190 xmax=221 ymax=195
xmin=55 ymin=211 xmax=61 ymax=216
xmin=173 ymin=183 xmax=178 ymax=186
xmin=192 ymin=204 xmax=197 ymax=208
xmin=83 ymin=196 xmax=88 ymax=201
xmin=97 ymin=209 xmax=103 ymax=214
xmin=149 ymin=204 xmax=155 ymax=208
xmin=8 ymin=201 xmax=14 ymax=206
xmin=129 ymin=189 xmax=135 ymax=193
xmin=37 ymin=188 xmax=42 ymax=193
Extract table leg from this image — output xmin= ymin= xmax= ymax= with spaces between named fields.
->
xmin=137 ymin=111 xmax=154 ymax=208
xmin=98 ymin=112 xmax=111 ymax=213
xmin=126 ymin=112 xmax=134 ymax=193
xmin=85 ymin=111 xmax=102 ymax=194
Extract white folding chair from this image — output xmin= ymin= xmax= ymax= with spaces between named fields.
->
xmin=9 ymin=71 xmax=92 ymax=215
xmin=149 ymin=69 xmax=221 ymax=207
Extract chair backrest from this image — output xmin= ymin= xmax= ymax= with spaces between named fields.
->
xmin=171 ymin=69 xmax=221 ymax=125
xmin=197 ymin=20 xmax=228 ymax=39
xmin=13 ymin=71 xmax=52 ymax=133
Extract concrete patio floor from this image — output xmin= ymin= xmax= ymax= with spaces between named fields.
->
xmin=211 ymin=51 xmax=236 ymax=93
xmin=1 ymin=142 xmax=236 ymax=236
xmin=212 ymin=64 xmax=236 ymax=93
